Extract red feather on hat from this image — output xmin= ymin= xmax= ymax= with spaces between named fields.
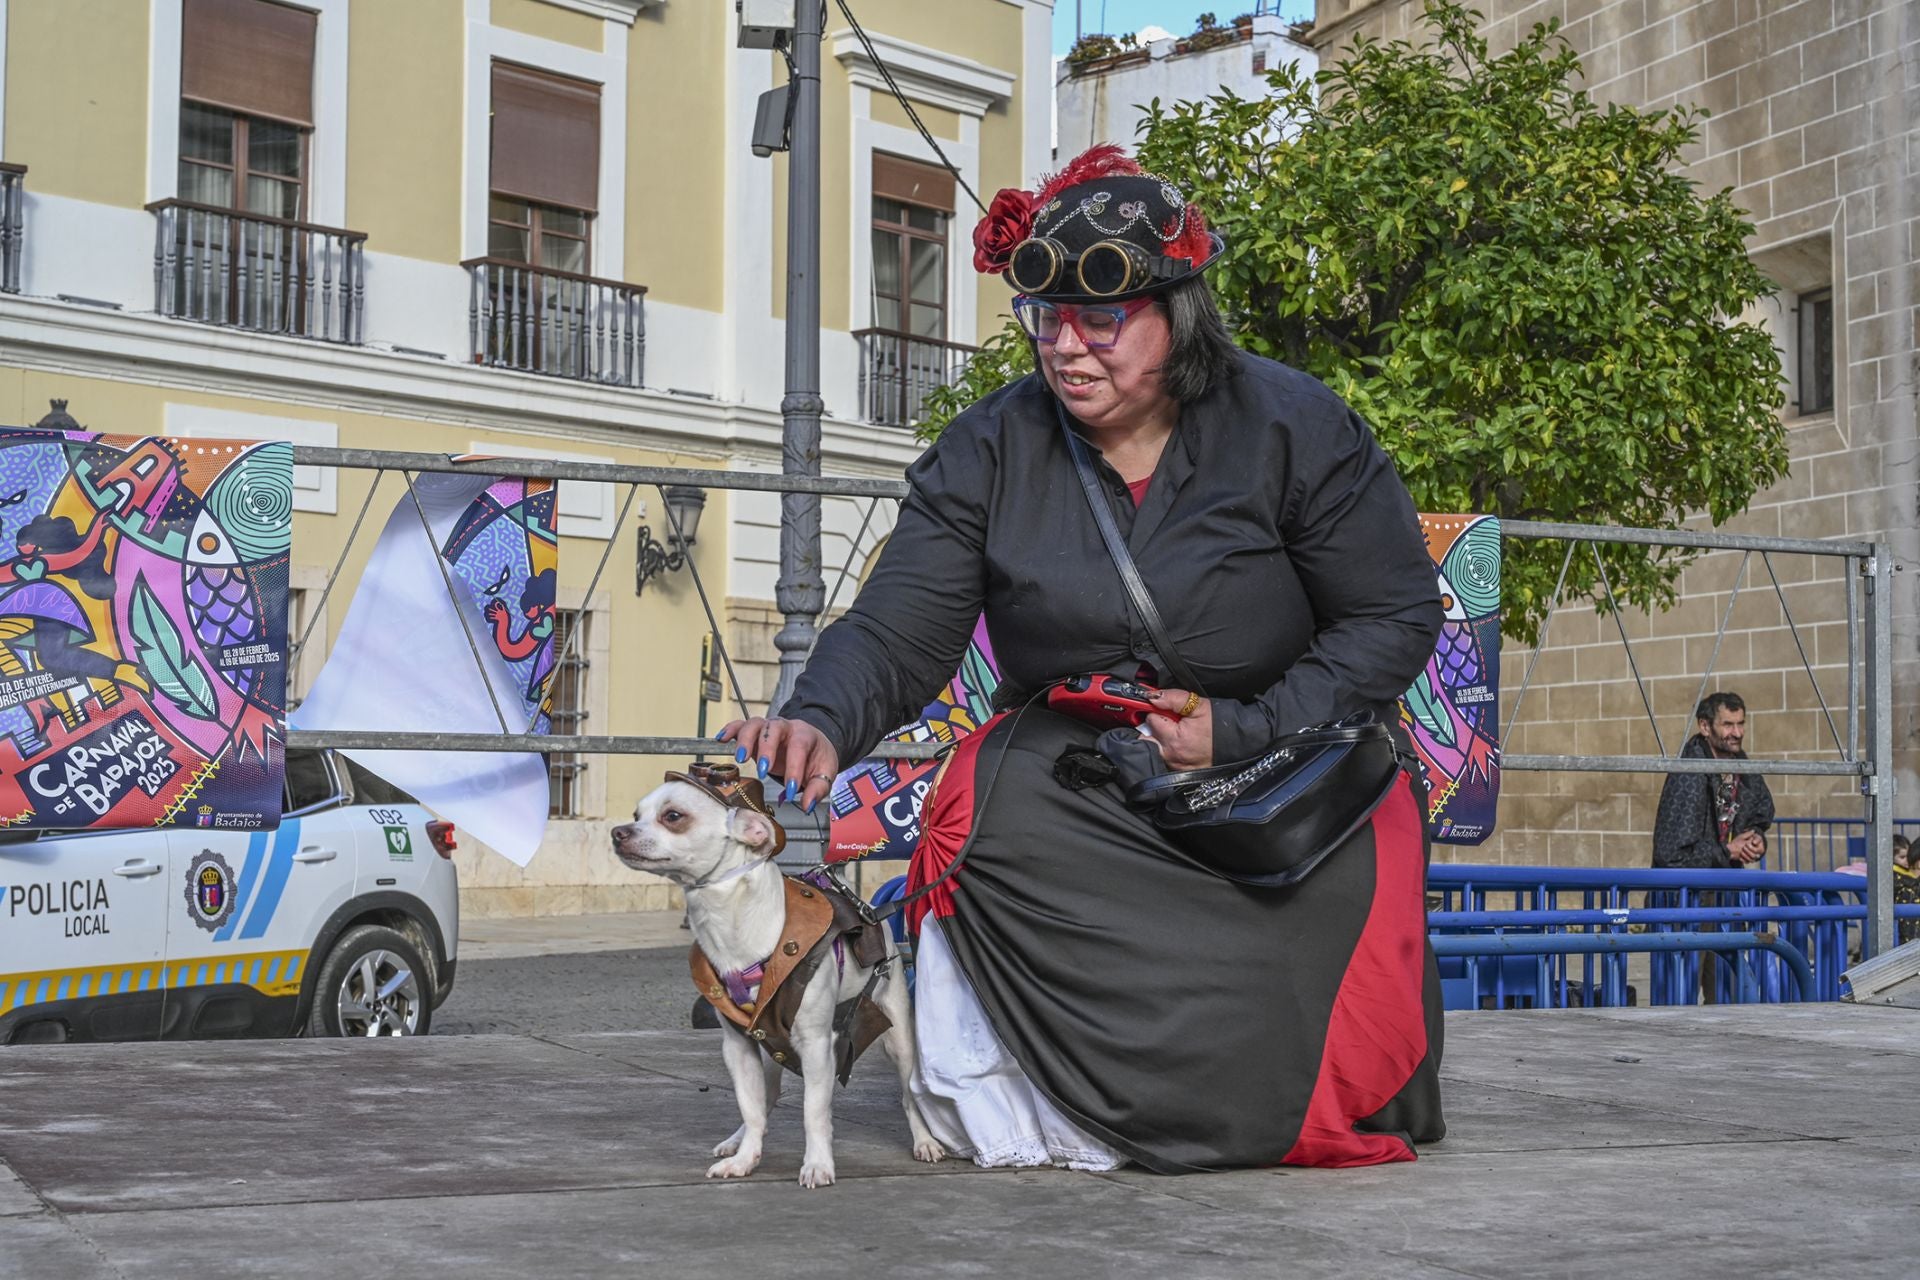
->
xmin=1034 ymin=143 xmax=1141 ymax=205
xmin=1165 ymin=206 xmax=1214 ymax=267
xmin=1038 ymin=144 xmax=1214 ymax=268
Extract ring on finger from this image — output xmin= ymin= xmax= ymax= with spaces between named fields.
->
xmin=1179 ymin=692 xmax=1202 ymax=718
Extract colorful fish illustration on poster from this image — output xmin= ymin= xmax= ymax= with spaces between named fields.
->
xmin=442 ymin=478 xmax=560 ymax=731
xmin=1400 ymin=513 xmax=1501 ymax=845
xmin=0 ymin=413 xmax=290 ymax=830
xmin=827 ymin=616 xmax=1000 ymax=862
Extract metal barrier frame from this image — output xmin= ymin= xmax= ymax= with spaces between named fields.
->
xmin=266 ymin=447 xmax=1905 ymax=958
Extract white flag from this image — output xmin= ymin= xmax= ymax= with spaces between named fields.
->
xmin=292 ymin=472 xmax=551 ymax=865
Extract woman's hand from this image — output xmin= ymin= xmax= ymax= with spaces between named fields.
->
xmin=1142 ymin=688 xmax=1213 ymax=771
xmin=715 ymin=717 xmax=842 ymax=812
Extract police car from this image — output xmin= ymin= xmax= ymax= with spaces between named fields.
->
xmin=0 ymin=749 xmax=458 ymax=1043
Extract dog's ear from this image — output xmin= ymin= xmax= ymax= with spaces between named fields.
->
xmin=729 ymin=808 xmax=779 ymax=856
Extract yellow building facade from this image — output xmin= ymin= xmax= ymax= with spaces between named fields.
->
xmin=0 ymin=0 xmax=1055 ymax=916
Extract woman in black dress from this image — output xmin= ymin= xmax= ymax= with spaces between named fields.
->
xmin=722 ymin=145 xmax=1446 ymax=1172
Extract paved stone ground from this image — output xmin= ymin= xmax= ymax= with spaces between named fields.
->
xmin=2 ymin=1004 xmax=1916 ymax=1278
xmin=434 ymin=948 xmax=699 ymax=1035
xmin=436 ymin=911 xmax=743 ymax=1035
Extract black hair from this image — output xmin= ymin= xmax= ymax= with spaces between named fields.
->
xmin=1695 ymin=691 xmax=1746 ymax=725
xmin=1156 ymin=274 xmax=1240 ymax=404
xmin=18 ymin=513 xmax=113 ymax=600
xmin=520 ymin=567 xmax=556 ymax=613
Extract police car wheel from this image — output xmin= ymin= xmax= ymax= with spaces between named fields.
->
xmin=309 ymin=925 xmax=432 ymax=1038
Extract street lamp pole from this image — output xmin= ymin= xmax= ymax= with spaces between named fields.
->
xmin=769 ymin=0 xmax=824 ymax=715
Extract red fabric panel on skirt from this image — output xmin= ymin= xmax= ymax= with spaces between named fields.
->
xmin=904 ymin=714 xmax=1000 ymax=935
xmin=1283 ymin=773 xmax=1431 ymax=1167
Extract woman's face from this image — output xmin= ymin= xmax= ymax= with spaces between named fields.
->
xmin=1037 ymin=299 xmax=1174 ymax=433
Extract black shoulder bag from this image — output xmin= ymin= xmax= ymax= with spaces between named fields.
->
xmin=1056 ymin=399 xmax=1404 ymax=888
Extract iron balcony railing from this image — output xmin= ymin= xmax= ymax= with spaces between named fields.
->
xmin=148 ymin=199 xmax=367 ymax=344
xmin=853 ymin=327 xmax=976 ymax=428
xmin=0 ymin=164 xmax=24 ymax=295
xmin=463 ymin=257 xmax=646 ymax=388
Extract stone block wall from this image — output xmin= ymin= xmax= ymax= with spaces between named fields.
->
xmin=1308 ymin=0 xmax=1918 ymax=865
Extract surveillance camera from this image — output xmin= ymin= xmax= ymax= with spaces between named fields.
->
xmin=750 ymin=84 xmax=791 ymax=157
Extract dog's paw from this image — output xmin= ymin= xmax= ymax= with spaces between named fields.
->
xmin=711 ymin=1127 xmax=747 ymax=1158
xmin=797 ymin=1159 xmax=837 ymax=1189
xmin=913 ymin=1137 xmax=948 ymax=1164
xmin=706 ymin=1153 xmax=760 ymax=1180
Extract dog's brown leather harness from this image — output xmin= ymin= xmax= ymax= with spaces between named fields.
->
xmin=690 ymin=876 xmax=893 ymax=1083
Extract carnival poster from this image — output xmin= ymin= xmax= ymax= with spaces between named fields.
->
xmin=292 ymin=470 xmax=559 ymax=864
xmin=1401 ymin=513 xmax=1502 ymax=845
xmin=827 ymin=615 xmax=1000 ymax=862
xmin=442 ymin=477 xmax=560 ymax=733
xmin=0 ymin=417 xmax=290 ymax=830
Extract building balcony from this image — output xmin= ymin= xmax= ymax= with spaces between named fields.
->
xmin=147 ymin=199 xmax=366 ymax=344
xmin=462 ymin=257 xmax=646 ymax=388
xmin=0 ymin=164 xmax=24 ymax=295
xmin=853 ymin=327 xmax=976 ymax=429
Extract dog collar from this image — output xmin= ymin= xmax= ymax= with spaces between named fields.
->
xmin=687 ymin=857 xmax=773 ymax=892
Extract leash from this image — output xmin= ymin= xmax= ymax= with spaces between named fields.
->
xmin=796 ymin=690 xmax=1049 ymax=927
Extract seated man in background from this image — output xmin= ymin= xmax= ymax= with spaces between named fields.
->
xmin=1652 ymin=691 xmax=1774 ymax=869
xmin=1651 ymin=692 xmax=1775 ymax=1003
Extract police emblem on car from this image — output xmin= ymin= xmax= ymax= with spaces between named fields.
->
xmin=184 ymin=849 xmax=237 ymax=932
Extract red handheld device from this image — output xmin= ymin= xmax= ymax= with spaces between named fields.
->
xmin=1046 ymin=673 xmax=1169 ymax=730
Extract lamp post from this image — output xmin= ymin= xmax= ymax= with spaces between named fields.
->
xmin=768 ymin=0 xmax=824 ymax=715
xmin=634 ymin=484 xmax=707 ymax=594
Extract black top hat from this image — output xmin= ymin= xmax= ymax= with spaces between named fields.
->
xmin=973 ymin=145 xmax=1224 ymax=305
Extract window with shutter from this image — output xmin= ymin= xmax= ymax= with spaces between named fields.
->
xmin=489 ymin=62 xmax=601 ymax=269
xmin=178 ymin=0 xmax=316 ymax=218
xmin=171 ymin=0 xmax=327 ymax=334
xmin=182 ymin=0 xmax=316 ymax=128
xmin=870 ymin=154 xmax=953 ymax=340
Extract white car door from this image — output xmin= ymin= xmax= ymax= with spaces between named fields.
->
xmin=161 ymin=752 xmax=356 ymax=1037
xmin=0 ymin=827 xmax=171 ymax=1041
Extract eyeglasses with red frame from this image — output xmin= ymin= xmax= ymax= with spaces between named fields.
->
xmin=1012 ymin=295 xmax=1156 ymax=349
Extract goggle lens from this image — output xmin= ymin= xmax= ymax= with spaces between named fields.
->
xmin=1077 ymin=241 xmax=1145 ymax=297
xmin=1008 ymin=239 xmax=1065 ymax=293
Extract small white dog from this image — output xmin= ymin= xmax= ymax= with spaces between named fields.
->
xmin=611 ymin=765 xmax=944 ymax=1188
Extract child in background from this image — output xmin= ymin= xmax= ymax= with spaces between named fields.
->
xmin=1894 ymin=834 xmax=1917 ymax=945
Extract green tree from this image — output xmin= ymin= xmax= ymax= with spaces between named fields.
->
xmin=920 ymin=0 xmax=1786 ymax=641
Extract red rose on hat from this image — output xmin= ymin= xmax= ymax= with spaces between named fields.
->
xmin=972 ymin=187 xmax=1037 ymax=274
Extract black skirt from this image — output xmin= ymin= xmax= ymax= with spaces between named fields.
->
xmin=905 ymin=709 xmax=1446 ymax=1172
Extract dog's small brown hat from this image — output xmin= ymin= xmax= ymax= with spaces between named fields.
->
xmin=663 ymin=761 xmax=787 ymax=855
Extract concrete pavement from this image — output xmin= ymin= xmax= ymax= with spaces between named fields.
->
xmin=2 ymin=1003 xmax=1917 ymax=1277
xmin=457 ymin=909 xmax=691 ymax=961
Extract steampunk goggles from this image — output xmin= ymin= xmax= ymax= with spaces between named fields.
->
xmin=1006 ymin=235 xmax=1189 ymax=299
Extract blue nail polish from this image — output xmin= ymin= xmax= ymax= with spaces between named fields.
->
xmin=805 ymin=798 xmax=817 ymax=814
xmin=783 ymin=780 xmax=797 ymax=804
xmin=714 ymin=730 xmax=726 ymax=740
xmin=735 ymin=747 xmax=747 ymax=763
xmin=758 ymin=758 xmax=769 ymax=778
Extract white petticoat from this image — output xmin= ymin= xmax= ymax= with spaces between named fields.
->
xmin=909 ymin=917 xmax=1128 ymax=1171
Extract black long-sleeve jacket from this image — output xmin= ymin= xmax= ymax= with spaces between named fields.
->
xmin=783 ymin=353 xmax=1444 ymax=768
xmin=1651 ymin=733 xmax=1775 ymax=869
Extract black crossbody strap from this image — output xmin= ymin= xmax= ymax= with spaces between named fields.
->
xmin=1054 ymin=397 xmax=1207 ymax=696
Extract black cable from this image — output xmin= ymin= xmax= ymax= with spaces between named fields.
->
xmin=833 ymin=0 xmax=989 ymax=215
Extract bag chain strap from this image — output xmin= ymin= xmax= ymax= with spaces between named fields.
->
xmin=1180 ymin=746 xmax=1295 ymax=812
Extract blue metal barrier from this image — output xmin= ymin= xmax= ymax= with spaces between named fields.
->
xmin=1768 ymin=817 xmax=1918 ymax=872
xmin=1426 ymin=864 xmax=1884 ymax=1009
xmin=1430 ymin=932 xmax=1815 ymax=1003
